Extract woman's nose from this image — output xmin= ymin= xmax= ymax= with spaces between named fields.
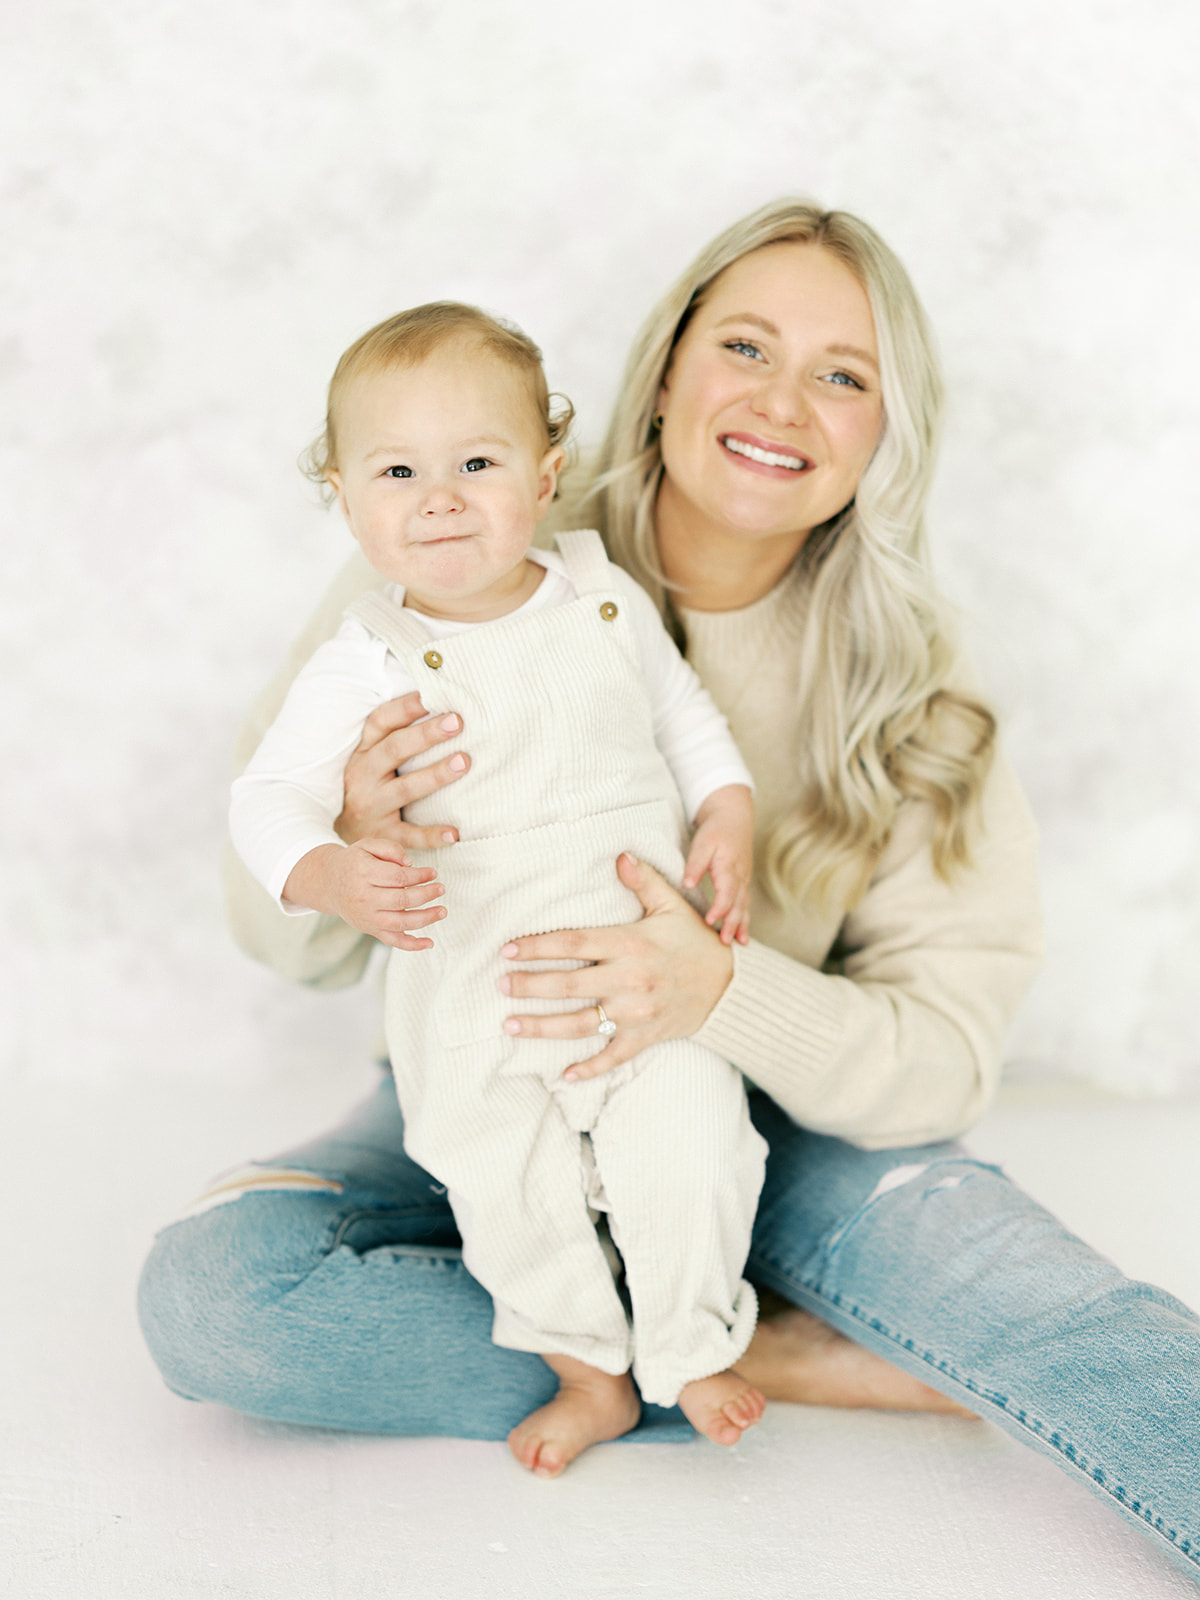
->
xmin=751 ymin=372 xmax=811 ymax=429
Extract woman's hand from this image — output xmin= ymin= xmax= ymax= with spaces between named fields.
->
xmin=498 ymin=854 xmax=735 ymax=1080
xmin=336 ymin=692 xmax=470 ymax=850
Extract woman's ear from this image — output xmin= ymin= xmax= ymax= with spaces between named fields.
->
xmin=534 ymin=445 xmax=567 ymax=519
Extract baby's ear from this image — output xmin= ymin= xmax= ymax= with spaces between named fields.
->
xmin=326 ymin=472 xmax=352 ymax=526
xmin=535 ymin=446 xmax=566 ymax=517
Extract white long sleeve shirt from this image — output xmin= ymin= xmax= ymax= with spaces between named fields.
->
xmin=230 ymin=549 xmax=753 ymax=911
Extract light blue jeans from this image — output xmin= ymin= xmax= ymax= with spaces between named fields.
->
xmin=138 ymin=1072 xmax=1200 ymax=1582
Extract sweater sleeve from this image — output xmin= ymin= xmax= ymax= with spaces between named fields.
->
xmin=692 ymin=751 xmax=1044 ymax=1148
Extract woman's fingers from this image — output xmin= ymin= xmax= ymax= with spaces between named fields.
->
xmin=499 ymin=963 xmax=624 ymax=1001
xmin=354 ymin=693 xmax=436 ymax=757
xmin=499 ymin=853 xmax=735 ymax=1082
xmin=337 ymin=694 xmax=470 ymax=846
xmin=386 ymin=820 xmax=457 ymax=850
xmin=563 ymin=1040 xmax=630 ymax=1079
xmin=501 ymin=1003 xmax=642 ymax=1080
xmin=503 ymin=1006 xmax=607 ymax=1041
xmin=391 ymin=749 xmax=470 ymax=807
xmin=499 ymin=925 xmax=612 ymax=967
xmin=360 ymin=702 xmax=463 ymax=779
xmin=500 ymin=855 xmax=683 ymax=968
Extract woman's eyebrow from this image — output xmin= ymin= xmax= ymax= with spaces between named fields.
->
xmin=826 ymin=343 xmax=879 ymax=372
xmin=713 ymin=313 xmax=779 ymax=336
xmin=712 ymin=316 xmax=879 ymax=372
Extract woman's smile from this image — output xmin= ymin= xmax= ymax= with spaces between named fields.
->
xmin=719 ymin=431 xmax=814 ymax=475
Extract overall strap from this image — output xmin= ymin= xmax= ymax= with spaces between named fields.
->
xmin=554 ymin=528 xmax=613 ymax=596
xmin=345 ymin=590 xmax=431 ymax=658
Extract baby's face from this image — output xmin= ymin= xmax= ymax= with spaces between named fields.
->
xmin=329 ymin=343 xmax=562 ymax=618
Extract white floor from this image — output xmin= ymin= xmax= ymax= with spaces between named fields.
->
xmin=4 ymin=1068 xmax=1198 ymax=1600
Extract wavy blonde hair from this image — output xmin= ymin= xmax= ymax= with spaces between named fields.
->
xmin=581 ymin=199 xmax=995 ymax=911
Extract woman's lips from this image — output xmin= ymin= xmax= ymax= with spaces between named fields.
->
xmin=719 ymin=433 xmax=812 ymax=475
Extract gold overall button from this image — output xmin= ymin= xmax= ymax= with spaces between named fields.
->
xmin=423 ymin=649 xmax=443 ymax=670
xmin=599 ymin=601 xmax=618 ymax=621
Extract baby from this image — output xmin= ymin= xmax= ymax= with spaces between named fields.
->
xmin=231 ymin=303 xmax=768 ymax=1476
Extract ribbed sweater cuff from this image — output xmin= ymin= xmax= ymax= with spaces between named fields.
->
xmin=694 ymin=938 xmax=845 ymax=1101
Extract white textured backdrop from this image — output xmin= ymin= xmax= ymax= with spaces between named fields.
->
xmin=3 ymin=0 xmax=1198 ymax=1095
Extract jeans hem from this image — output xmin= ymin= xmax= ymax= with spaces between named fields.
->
xmin=749 ymin=1256 xmax=1199 ymax=1578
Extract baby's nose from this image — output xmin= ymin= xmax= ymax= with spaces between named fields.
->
xmin=420 ymin=482 xmax=465 ymax=514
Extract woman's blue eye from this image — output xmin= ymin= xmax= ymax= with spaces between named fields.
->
xmin=462 ymin=457 xmax=491 ymax=472
xmin=724 ymin=339 xmax=764 ymax=360
xmin=825 ymin=371 xmax=864 ymax=390
xmin=384 ymin=464 xmax=414 ymax=478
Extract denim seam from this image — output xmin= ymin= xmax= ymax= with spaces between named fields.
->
xmin=329 ymin=1205 xmax=458 ymax=1252
xmin=750 ymin=1254 xmax=1197 ymax=1571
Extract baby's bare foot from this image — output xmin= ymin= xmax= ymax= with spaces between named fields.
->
xmin=677 ymin=1368 xmax=766 ymax=1446
xmin=508 ymin=1357 xmax=640 ymax=1479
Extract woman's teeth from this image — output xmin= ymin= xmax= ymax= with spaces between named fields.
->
xmin=722 ymin=437 xmax=807 ymax=470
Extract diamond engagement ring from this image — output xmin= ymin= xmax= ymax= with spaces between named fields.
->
xmin=595 ymin=1004 xmax=617 ymax=1038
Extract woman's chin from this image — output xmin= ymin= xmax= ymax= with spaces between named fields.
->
xmin=708 ymin=498 xmax=817 ymax=547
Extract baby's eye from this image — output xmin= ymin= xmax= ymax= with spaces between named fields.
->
xmin=823 ymin=371 xmax=864 ymax=390
xmin=384 ymin=464 xmax=414 ymax=478
xmin=462 ymin=457 xmax=492 ymax=473
xmin=723 ymin=339 xmax=764 ymax=361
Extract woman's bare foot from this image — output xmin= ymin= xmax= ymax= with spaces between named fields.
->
xmin=736 ymin=1294 xmax=975 ymax=1417
xmin=677 ymin=1368 xmax=766 ymax=1445
xmin=508 ymin=1355 xmax=641 ymax=1478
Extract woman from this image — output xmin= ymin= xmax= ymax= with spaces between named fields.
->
xmin=139 ymin=201 xmax=1199 ymax=1579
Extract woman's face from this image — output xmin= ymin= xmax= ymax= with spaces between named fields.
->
xmin=656 ymin=242 xmax=883 ymax=557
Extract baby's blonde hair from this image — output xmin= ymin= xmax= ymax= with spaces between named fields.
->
xmin=302 ymin=301 xmax=574 ymax=491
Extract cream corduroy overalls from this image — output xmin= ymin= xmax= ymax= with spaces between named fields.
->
xmin=346 ymin=531 xmax=765 ymax=1406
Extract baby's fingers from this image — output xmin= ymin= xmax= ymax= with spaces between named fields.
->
xmin=377 ymin=876 xmax=445 ymax=910
xmin=718 ymin=886 xmax=752 ymax=947
xmin=682 ymin=835 xmax=715 ymax=892
xmin=704 ymin=864 xmax=737 ymax=927
xmin=380 ymin=930 xmax=436 ymax=952
xmin=374 ymin=903 xmax=447 ymax=949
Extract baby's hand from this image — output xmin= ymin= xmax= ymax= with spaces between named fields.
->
xmin=682 ymin=784 xmax=754 ymax=946
xmin=282 ymin=840 xmax=447 ymax=951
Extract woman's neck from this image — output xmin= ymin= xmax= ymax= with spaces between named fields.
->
xmin=655 ymin=478 xmax=808 ymax=613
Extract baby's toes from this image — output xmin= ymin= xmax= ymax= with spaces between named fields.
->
xmin=707 ymin=1411 xmax=744 ymax=1445
xmin=725 ymin=1385 xmax=766 ymax=1429
xmin=531 ymin=1442 xmax=566 ymax=1479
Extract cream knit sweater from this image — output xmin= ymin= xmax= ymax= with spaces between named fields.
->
xmin=224 ymin=549 xmax=1043 ymax=1151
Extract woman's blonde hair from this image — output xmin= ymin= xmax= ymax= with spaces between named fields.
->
xmin=301 ymin=301 xmax=574 ymax=495
xmin=583 ymin=199 xmax=995 ymax=910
